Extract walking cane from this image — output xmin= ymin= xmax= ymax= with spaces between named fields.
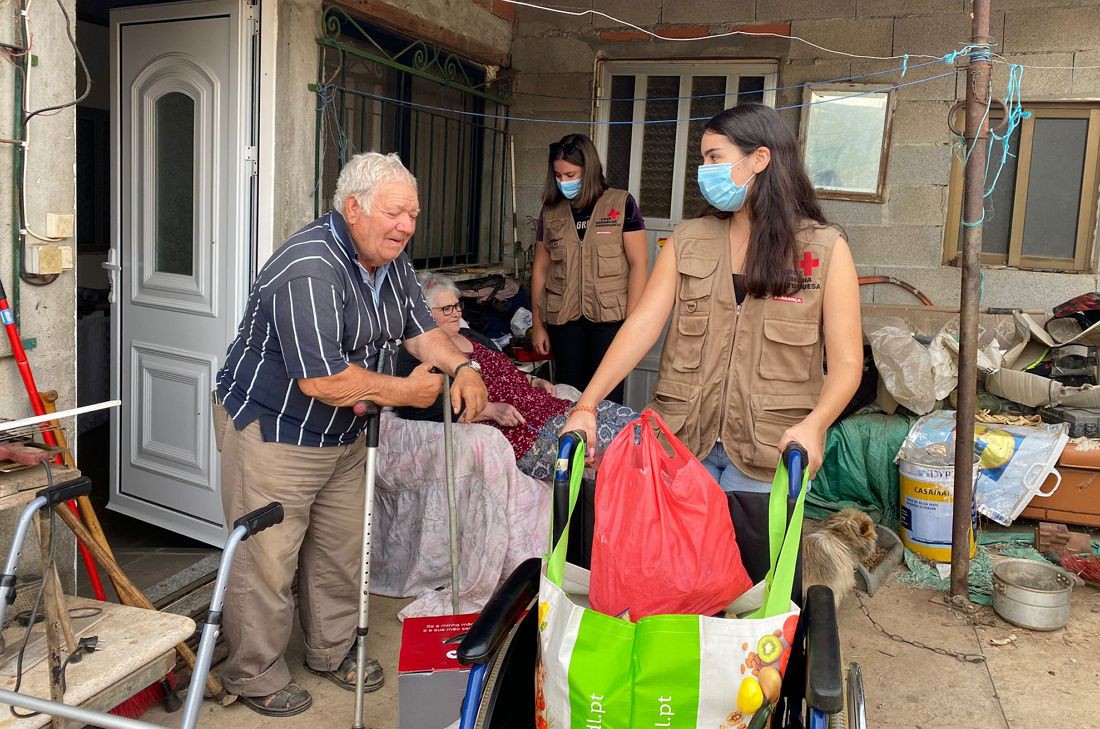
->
xmin=350 ymin=399 xmax=381 ymax=729
xmin=442 ymin=375 xmax=462 ymax=616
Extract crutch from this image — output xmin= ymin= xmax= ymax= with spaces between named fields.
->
xmin=350 ymin=399 xmax=382 ymax=729
xmin=442 ymin=375 xmax=461 ymax=616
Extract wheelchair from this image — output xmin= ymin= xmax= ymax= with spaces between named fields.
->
xmin=455 ymin=434 xmax=867 ymax=729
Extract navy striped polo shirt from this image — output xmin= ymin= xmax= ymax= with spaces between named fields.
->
xmin=216 ymin=211 xmax=435 ymax=447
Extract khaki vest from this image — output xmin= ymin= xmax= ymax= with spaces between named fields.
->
xmin=541 ymin=189 xmax=631 ymax=325
xmin=646 ymin=216 xmax=841 ymax=481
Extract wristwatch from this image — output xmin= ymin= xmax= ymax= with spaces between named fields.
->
xmin=454 ymin=359 xmax=482 ymax=377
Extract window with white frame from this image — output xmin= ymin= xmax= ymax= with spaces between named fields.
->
xmin=594 ymin=61 xmax=778 ymax=226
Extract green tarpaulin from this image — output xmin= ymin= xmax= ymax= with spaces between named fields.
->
xmin=807 ymin=412 xmax=915 ymax=528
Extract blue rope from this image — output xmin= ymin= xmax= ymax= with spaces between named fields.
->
xmin=319 ymin=69 xmax=960 ymax=126
xmin=960 ymin=62 xmax=1028 ymax=227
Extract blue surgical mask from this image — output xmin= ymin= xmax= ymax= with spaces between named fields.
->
xmin=557 ymin=179 xmax=582 ymax=200
xmin=697 ymin=157 xmax=755 ymax=212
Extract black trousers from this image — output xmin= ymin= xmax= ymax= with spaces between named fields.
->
xmin=545 ymin=317 xmax=625 ymax=404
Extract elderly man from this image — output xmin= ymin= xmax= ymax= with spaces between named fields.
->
xmin=213 ymin=152 xmax=487 ymax=716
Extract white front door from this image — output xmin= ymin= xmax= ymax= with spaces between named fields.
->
xmin=109 ymin=0 xmax=257 ymax=545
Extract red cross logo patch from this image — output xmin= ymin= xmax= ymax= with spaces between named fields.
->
xmin=799 ymin=252 xmax=820 ymax=278
xmin=608 ymin=208 xmax=620 ymax=221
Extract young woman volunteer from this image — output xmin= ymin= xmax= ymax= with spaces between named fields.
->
xmin=560 ymin=104 xmax=863 ymax=491
xmin=530 ymin=133 xmax=648 ymax=403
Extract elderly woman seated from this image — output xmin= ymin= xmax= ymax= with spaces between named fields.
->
xmin=393 ymin=273 xmax=637 ymax=479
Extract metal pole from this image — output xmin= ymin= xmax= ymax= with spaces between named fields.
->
xmin=444 ymin=376 xmax=461 ymax=615
xmin=951 ymin=0 xmax=992 ymax=599
xmin=352 ymin=403 xmax=380 ymax=729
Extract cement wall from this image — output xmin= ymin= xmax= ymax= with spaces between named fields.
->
xmin=0 ymin=0 xmax=80 ymax=591
xmin=508 ymin=0 xmax=1100 ymax=311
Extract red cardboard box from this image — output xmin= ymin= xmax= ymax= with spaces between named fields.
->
xmin=398 ymin=613 xmax=478 ymax=729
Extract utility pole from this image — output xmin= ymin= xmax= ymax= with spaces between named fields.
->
xmin=951 ymin=0 xmax=992 ymax=599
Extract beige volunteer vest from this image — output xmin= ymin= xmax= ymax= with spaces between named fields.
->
xmin=646 ymin=216 xmax=841 ymax=481
xmin=540 ymin=188 xmax=631 ymax=325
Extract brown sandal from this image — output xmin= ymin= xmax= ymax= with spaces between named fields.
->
xmin=305 ymin=652 xmax=384 ymax=692
xmin=239 ymin=682 xmax=313 ymax=717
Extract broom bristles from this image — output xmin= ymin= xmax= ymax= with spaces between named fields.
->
xmin=110 ymin=672 xmax=178 ymax=719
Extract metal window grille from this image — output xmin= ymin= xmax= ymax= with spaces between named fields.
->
xmin=312 ymin=7 xmax=513 ymax=268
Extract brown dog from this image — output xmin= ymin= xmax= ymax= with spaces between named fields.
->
xmin=803 ymin=508 xmax=877 ymax=607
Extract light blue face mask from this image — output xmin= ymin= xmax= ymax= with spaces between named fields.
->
xmin=697 ymin=156 xmax=755 ymax=212
xmin=556 ymin=178 xmax=583 ymax=200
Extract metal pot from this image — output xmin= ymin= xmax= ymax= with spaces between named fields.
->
xmin=992 ymin=559 xmax=1073 ymax=631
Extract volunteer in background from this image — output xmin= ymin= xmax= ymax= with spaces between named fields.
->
xmin=529 ymin=133 xmax=648 ymax=403
xmin=561 ymin=104 xmax=863 ymax=491
xmin=214 ymin=152 xmax=487 ymax=716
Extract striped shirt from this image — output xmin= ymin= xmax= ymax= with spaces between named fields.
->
xmin=216 ymin=211 xmax=436 ymax=447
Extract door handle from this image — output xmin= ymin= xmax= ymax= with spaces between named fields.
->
xmin=101 ymin=249 xmax=120 ymax=304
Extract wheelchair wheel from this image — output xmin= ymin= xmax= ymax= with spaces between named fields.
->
xmin=471 ymin=603 xmax=538 ymax=729
xmin=845 ymin=663 xmax=867 ymax=729
xmin=826 ymin=662 xmax=866 ymax=729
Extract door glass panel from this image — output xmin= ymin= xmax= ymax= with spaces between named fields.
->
xmin=1021 ymin=117 xmax=1088 ymax=261
xmin=155 ymin=92 xmax=196 ymax=275
xmin=737 ymin=75 xmax=766 ymax=105
xmin=682 ymin=76 xmax=728 ymax=218
xmin=639 ymin=76 xmax=679 ymax=219
xmin=605 ymin=75 xmax=636 ymax=190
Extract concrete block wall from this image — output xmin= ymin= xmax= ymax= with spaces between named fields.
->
xmin=507 ymin=0 xmax=1100 ymax=310
xmin=0 ymin=0 xmax=78 ymax=591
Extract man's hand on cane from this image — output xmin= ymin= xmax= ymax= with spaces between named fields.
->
xmin=451 ymin=366 xmax=487 ymax=423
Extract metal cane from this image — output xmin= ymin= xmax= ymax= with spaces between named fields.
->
xmin=350 ymin=400 xmax=381 ymax=729
xmin=443 ymin=375 xmax=461 ymax=616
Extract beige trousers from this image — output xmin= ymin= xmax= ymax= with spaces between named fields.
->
xmin=215 ymin=405 xmax=367 ymax=697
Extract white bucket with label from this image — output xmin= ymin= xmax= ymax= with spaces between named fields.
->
xmin=898 ymin=457 xmax=978 ymax=563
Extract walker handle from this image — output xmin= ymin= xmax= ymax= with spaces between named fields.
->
xmin=783 ymin=442 xmax=809 ymax=499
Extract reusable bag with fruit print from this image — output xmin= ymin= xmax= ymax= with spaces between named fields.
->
xmin=536 ymin=439 xmax=807 ymax=729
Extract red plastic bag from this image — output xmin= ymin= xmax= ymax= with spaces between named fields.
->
xmin=589 ymin=410 xmax=752 ymax=620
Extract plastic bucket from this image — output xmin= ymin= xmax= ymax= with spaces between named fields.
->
xmin=899 ymin=457 xmax=978 ymax=563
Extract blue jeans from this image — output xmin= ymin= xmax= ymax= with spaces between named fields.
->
xmin=702 ymin=444 xmax=772 ymax=493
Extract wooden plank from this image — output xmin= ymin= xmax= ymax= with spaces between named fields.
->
xmin=0 ymin=598 xmax=194 ymax=729
xmin=35 ymin=511 xmax=69 ymax=729
xmin=73 ymin=651 xmax=175 ymax=719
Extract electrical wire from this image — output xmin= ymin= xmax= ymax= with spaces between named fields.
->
xmin=991 ymin=52 xmax=1100 ymax=70
xmin=499 ymin=0 xmax=941 ymax=61
xmin=8 ymin=461 xmax=56 ymax=719
xmin=23 ymin=0 xmax=92 ymax=123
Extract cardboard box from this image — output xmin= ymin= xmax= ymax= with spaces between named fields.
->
xmin=398 ymin=613 xmax=478 ymax=729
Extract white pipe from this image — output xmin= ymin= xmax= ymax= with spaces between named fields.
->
xmin=0 ymin=400 xmax=122 ymax=433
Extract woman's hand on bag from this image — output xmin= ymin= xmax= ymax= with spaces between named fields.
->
xmin=531 ymin=325 xmax=551 ymax=355
xmin=778 ymin=418 xmax=827 ymax=477
xmin=560 ymin=408 xmax=598 ymax=462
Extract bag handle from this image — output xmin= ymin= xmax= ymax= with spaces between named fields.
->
xmin=748 ymin=443 xmax=810 ymax=619
xmin=545 ymin=434 xmax=587 ymax=587
xmin=639 ymin=409 xmax=695 ymax=465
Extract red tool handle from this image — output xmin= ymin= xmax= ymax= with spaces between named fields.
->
xmin=1 ymin=290 xmax=108 ymax=601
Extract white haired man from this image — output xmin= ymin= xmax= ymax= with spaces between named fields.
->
xmin=213 ymin=152 xmax=487 ymax=716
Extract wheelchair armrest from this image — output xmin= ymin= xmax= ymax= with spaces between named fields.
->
xmin=457 ymin=558 xmax=541 ymax=665
xmin=805 ymin=585 xmax=844 ymax=714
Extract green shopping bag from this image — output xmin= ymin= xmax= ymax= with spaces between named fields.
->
xmin=536 ymin=442 xmax=809 ymax=729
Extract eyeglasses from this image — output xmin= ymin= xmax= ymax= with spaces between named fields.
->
xmin=432 ymin=301 xmax=464 ymax=316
